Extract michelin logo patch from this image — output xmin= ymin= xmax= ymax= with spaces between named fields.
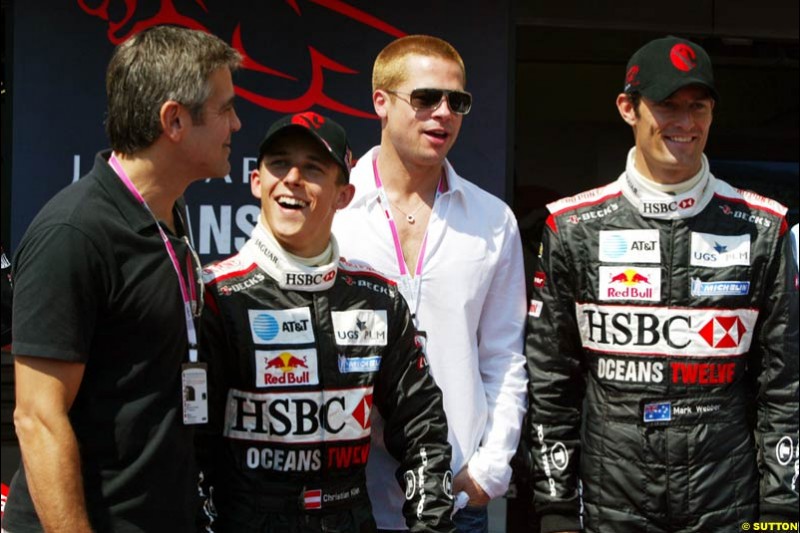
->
xmin=331 ymin=310 xmax=388 ymax=346
xmin=691 ymin=278 xmax=750 ymax=297
xmin=690 ymin=233 xmax=750 ymax=268
xmin=338 ymin=355 xmax=382 ymax=373
xmin=599 ymin=230 xmax=660 ymax=264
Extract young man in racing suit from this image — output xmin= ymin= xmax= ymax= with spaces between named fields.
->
xmin=197 ymin=112 xmax=455 ymax=532
xmin=526 ymin=36 xmax=799 ymax=532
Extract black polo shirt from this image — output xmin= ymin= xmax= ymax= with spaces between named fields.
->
xmin=5 ymin=151 xmax=200 ymax=532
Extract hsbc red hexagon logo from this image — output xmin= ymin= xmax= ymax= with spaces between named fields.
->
xmin=699 ymin=316 xmax=748 ymax=348
xmin=351 ymin=393 xmax=373 ymax=430
xmin=679 ymin=198 xmax=695 ymax=209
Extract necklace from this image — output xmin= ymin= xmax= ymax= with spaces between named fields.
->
xmin=389 ymin=198 xmax=426 ymax=224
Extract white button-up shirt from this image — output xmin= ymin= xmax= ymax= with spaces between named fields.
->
xmin=333 ymin=147 xmax=528 ymax=528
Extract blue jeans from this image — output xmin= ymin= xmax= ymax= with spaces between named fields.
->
xmin=453 ymin=505 xmax=489 ymax=533
xmin=375 ymin=506 xmax=489 ymax=533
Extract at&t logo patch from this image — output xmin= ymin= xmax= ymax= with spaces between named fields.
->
xmin=599 ymin=230 xmax=660 ymax=263
xmin=248 ymin=308 xmax=315 ymax=345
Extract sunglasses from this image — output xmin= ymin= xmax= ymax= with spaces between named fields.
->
xmin=386 ymin=88 xmax=472 ymax=115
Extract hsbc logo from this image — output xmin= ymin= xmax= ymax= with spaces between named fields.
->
xmin=699 ymin=316 xmax=748 ymax=348
xmin=224 ymin=386 xmax=373 ymax=444
xmin=642 ymin=197 xmax=696 ymax=214
xmin=576 ymin=303 xmax=758 ymax=357
xmin=285 ymin=270 xmax=336 ymax=287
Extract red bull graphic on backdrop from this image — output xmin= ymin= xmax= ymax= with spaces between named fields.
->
xmin=77 ymin=0 xmax=405 ymax=118
xmin=255 ymin=348 xmax=319 ymax=387
xmin=599 ymin=266 xmax=661 ymax=301
xmin=11 ymin=1 xmax=512 ymax=263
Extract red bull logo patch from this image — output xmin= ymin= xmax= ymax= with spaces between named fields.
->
xmin=255 ymin=349 xmax=319 ymax=388
xmin=599 ymin=266 xmax=661 ymax=302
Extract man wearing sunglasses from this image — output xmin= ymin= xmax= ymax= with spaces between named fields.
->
xmin=333 ymin=35 xmax=527 ymax=533
xmin=526 ymin=36 xmax=799 ymax=532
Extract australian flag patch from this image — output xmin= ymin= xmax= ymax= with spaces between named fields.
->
xmin=643 ymin=401 xmax=672 ymax=423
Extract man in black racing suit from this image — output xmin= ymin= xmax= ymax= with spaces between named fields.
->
xmin=526 ymin=36 xmax=799 ymax=532
xmin=197 ymin=112 xmax=454 ymax=532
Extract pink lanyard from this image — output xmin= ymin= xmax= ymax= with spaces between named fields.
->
xmin=109 ymin=153 xmax=199 ymax=362
xmin=372 ymin=157 xmax=444 ymax=317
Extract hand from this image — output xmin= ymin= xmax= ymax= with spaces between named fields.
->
xmin=452 ymin=466 xmax=490 ymax=506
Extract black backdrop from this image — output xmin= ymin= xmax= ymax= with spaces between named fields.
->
xmin=10 ymin=0 xmax=512 ymax=262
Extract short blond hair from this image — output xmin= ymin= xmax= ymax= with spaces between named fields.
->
xmin=372 ymin=35 xmax=466 ymax=92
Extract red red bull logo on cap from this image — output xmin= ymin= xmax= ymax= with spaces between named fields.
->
xmin=599 ymin=266 xmax=661 ymax=302
xmin=256 ymin=349 xmax=319 ymax=388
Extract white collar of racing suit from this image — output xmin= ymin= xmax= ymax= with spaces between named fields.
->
xmin=619 ymin=147 xmax=717 ymax=219
xmin=243 ymin=218 xmax=339 ymax=292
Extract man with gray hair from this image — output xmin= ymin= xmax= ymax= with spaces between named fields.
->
xmin=3 ymin=26 xmax=241 ymax=532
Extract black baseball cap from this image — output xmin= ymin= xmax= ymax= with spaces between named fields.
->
xmin=624 ymin=36 xmax=718 ymax=102
xmin=258 ymin=112 xmax=353 ymax=180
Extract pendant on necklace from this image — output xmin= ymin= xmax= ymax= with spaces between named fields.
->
xmin=407 ymin=214 xmax=416 ymax=224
